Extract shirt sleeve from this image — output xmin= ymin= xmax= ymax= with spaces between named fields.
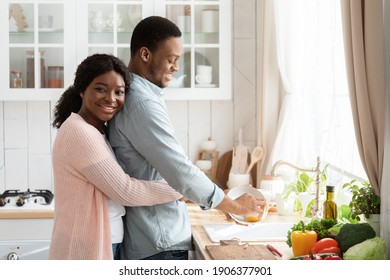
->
xmin=116 ymin=99 xmax=224 ymax=209
xmin=60 ymin=119 xmax=182 ymax=207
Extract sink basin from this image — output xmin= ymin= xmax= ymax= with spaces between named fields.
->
xmin=203 ymin=222 xmax=294 ymax=243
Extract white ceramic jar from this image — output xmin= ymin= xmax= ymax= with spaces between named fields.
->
xmin=200 ymin=138 xmax=217 ymax=151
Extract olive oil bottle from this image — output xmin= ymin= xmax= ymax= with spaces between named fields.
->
xmin=323 ymin=185 xmax=337 ymax=219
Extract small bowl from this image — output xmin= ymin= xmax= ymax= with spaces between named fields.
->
xmin=196 ymin=160 xmax=212 ymax=171
xmin=227 ymin=185 xmax=269 ymax=224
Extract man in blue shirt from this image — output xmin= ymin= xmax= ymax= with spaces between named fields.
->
xmin=108 ymin=16 xmax=265 ymax=260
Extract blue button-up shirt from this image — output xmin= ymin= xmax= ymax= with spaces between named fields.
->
xmin=108 ymin=74 xmax=224 ymax=259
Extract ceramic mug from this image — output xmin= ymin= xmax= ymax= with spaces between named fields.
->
xmin=195 ymin=73 xmax=212 ymax=84
xmin=196 ymin=65 xmax=212 ymax=75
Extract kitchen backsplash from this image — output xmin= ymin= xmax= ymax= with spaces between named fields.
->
xmin=0 ymin=0 xmax=259 ymax=193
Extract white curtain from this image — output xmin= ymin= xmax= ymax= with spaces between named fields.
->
xmin=267 ymin=0 xmax=318 ymax=171
xmin=266 ymin=0 xmax=350 ymax=176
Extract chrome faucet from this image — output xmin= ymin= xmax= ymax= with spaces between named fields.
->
xmin=270 ymin=156 xmax=321 ymax=219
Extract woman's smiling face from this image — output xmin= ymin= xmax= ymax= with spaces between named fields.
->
xmin=78 ymin=70 xmax=125 ymax=133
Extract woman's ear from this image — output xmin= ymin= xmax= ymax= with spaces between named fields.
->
xmin=80 ymin=92 xmax=84 ymax=98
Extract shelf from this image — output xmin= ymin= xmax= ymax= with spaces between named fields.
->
xmin=10 ymin=29 xmax=64 ymax=35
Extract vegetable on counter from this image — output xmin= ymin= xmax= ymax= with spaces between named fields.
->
xmin=343 ymin=237 xmax=386 ymax=260
xmin=291 ymin=221 xmax=318 ymax=257
xmin=311 ymin=238 xmax=340 ymax=254
xmin=335 ymin=223 xmax=376 ymax=253
xmin=286 ymin=218 xmax=337 ymax=247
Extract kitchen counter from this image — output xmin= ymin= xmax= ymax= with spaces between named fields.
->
xmin=0 ymin=209 xmax=54 ymax=219
xmin=187 ymin=202 xmax=300 ymax=260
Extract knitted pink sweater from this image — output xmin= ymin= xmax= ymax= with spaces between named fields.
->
xmin=49 ymin=113 xmax=181 ymax=260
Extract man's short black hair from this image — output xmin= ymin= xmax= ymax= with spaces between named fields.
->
xmin=130 ymin=16 xmax=182 ymax=58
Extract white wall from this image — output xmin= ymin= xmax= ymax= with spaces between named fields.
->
xmin=0 ymin=0 xmax=258 ymax=193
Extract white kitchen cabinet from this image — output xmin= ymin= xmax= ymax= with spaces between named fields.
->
xmin=1 ymin=0 xmax=77 ymax=101
xmin=1 ymin=0 xmax=231 ymax=101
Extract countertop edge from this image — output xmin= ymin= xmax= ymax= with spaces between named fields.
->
xmin=0 ymin=210 xmax=54 ymax=219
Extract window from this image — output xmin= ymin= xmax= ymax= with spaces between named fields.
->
xmin=268 ymin=0 xmax=367 ymax=183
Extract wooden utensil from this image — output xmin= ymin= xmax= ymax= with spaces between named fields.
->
xmin=246 ymin=146 xmax=264 ymax=174
xmin=231 ymin=128 xmax=248 ymax=174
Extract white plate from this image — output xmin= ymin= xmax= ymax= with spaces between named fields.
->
xmin=23 ymin=28 xmax=59 ymax=32
xmin=196 ymin=84 xmax=216 ymax=88
xmin=227 ymin=185 xmax=269 ymax=225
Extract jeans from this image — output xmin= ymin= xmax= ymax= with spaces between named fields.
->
xmin=112 ymin=243 xmax=120 ymax=260
xmin=141 ymin=250 xmax=188 ymax=260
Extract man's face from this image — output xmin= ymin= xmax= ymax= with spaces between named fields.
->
xmin=145 ymin=37 xmax=183 ymax=88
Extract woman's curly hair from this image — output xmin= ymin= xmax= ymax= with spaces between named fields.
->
xmin=52 ymin=54 xmax=130 ymax=129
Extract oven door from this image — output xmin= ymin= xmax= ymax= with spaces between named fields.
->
xmin=0 ymin=240 xmax=50 ymax=260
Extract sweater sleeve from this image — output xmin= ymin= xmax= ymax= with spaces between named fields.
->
xmin=58 ymin=116 xmax=182 ymax=206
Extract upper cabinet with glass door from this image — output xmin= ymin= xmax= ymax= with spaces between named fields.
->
xmin=0 ymin=0 xmax=76 ymax=101
xmin=0 ymin=0 xmax=231 ymax=101
xmin=76 ymin=0 xmax=143 ymax=70
xmin=164 ymin=0 xmax=232 ymax=100
xmin=78 ymin=0 xmax=232 ymax=100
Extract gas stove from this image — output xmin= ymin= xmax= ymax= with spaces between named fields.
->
xmin=0 ymin=189 xmax=54 ymax=210
xmin=0 ymin=189 xmax=54 ymax=260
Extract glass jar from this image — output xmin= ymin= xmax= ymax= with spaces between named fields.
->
xmin=48 ymin=66 xmax=64 ymax=88
xmin=26 ymin=50 xmax=46 ymax=88
xmin=11 ymin=70 xmax=23 ymax=88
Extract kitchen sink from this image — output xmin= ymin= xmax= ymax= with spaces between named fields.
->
xmin=203 ymin=222 xmax=294 ymax=243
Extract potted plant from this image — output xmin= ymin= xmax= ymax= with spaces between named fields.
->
xmin=343 ymin=180 xmax=380 ymax=220
xmin=282 ymin=169 xmax=327 ymax=218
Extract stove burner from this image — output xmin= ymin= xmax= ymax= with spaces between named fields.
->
xmin=0 ymin=189 xmax=53 ymax=207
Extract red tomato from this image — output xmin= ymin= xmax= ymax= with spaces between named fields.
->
xmin=317 ymin=246 xmax=341 ymax=254
xmin=311 ymin=238 xmax=339 ymax=254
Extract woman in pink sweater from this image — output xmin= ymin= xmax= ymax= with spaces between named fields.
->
xmin=49 ymin=54 xmax=181 ymax=260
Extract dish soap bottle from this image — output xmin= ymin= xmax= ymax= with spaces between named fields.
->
xmin=323 ymin=185 xmax=337 ymax=219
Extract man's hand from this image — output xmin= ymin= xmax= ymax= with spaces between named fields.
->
xmin=215 ymin=193 xmax=266 ymax=217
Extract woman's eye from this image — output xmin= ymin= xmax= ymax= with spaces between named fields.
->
xmin=95 ymin=87 xmax=107 ymax=94
xmin=116 ymin=90 xmax=125 ymax=96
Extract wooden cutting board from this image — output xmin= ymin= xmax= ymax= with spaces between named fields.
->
xmin=205 ymin=243 xmax=277 ymax=260
xmin=215 ymin=150 xmax=258 ymax=190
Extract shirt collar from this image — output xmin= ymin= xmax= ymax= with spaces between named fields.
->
xmin=131 ymin=73 xmax=165 ymax=97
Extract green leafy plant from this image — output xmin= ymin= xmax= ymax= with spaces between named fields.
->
xmin=282 ymin=168 xmax=327 ymax=217
xmin=343 ymin=180 xmax=380 ymax=220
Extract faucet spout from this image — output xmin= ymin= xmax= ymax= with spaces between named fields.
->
xmin=270 ymin=156 xmax=321 ymax=219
